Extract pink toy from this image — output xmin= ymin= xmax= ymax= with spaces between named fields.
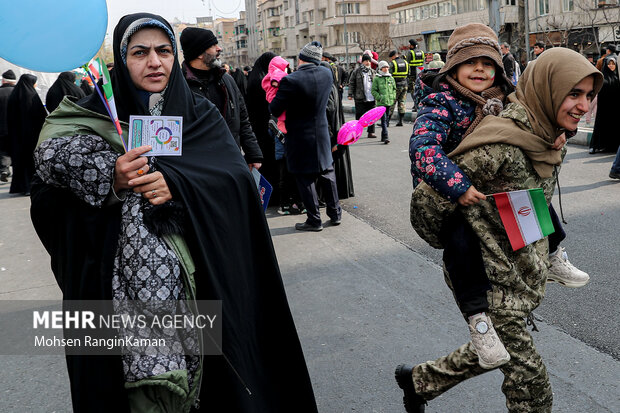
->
xmin=358 ymin=106 xmax=386 ymax=128
xmin=337 ymin=120 xmax=364 ymax=145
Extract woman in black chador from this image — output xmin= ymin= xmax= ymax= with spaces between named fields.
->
xmin=246 ymin=52 xmax=278 ymax=195
xmin=7 ymin=74 xmax=47 ymax=194
xmin=31 ymin=13 xmax=318 ymax=413
xmin=45 ymin=71 xmax=86 ymax=113
xmin=589 ymin=57 xmax=620 ymax=154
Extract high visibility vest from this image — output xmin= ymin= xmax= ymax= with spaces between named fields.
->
xmin=408 ymin=50 xmax=425 ymax=72
xmin=391 ymin=58 xmax=409 ymax=79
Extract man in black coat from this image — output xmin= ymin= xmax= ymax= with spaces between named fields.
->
xmin=0 ymin=70 xmax=16 ymax=182
xmin=270 ymin=41 xmax=342 ymax=231
xmin=179 ymin=27 xmax=263 ymax=170
xmin=500 ymin=42 xmax=516 ymax=82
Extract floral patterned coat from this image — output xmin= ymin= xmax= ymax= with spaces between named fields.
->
xmin=409 ymin=76 xmax=476 ymax=202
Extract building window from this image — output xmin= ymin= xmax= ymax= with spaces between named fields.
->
xmin=421 ymin=5 xmax=429 ymax=19
xmin=342 ymin=31 xmax=359 ymax=44
xmin=309 ymin=10 xmax=314 ymax=24
xmin=406 ymin=8 xmax=415 ymax=22
xmin=538 ymin=0 xmax=550 ymax=14
xmin=430 ymin=4 xmax=438 ymax=17
xmin=457 ymin=0 xmax=485 ymax=13
xmin=439 ymin=1 xmax=452 ymax=16
xmin=563 ymin=0 xmax=574 ymax=11
xmin=415 ymin=7 xmax=422 ymax=20
xmin=340 ymin=3 xmax=361 ymax=15
xmin=502 ymin=0 xmax=516 ymax=4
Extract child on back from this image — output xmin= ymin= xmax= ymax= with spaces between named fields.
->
xmin=262 ymin=56 xmax=290 ymax=134
xmin=409 ymin=23 xmax=515 ymax=369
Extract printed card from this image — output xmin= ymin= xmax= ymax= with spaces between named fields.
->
xmin=128 ymin=115 xmax=183 ymax=156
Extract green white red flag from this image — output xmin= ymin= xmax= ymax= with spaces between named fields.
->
xmin=96 ymin=57 xmax=124 ymax=144
xmin=493 ymin=188 xmax=555 ymax=251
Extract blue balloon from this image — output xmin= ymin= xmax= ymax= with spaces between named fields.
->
xmin=0 ymin=0 xmax=107 ymax=72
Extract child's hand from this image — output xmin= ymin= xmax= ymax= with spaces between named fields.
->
xmin=552 ymin=133 xmax=566 ymax=150
xmin=271 ymin=80 xmax=279 ymax=87
xmin=457 ymin=186 xmax=486 ymax=206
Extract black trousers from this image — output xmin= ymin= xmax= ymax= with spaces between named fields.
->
xmin=295 ymin=167 xmax=341 ymax=227
xmin=354 ymin=100 xmax=375 ymax=134
xmin=548 ymin=204 xmax=566 ymax=253
xmin=440 ymin=203 xmax=566 ymax=316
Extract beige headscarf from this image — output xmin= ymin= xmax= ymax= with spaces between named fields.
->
xmin=448 ymin=47 xmax=603 ymax=177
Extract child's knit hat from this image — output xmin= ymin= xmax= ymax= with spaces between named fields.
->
xmin=439 ymin=23 xmax=503 ymax=75
xmin=377 ymin=61 xmax=389 ymax=70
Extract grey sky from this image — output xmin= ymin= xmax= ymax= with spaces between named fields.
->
xmin=105 ymin=0 xmax=245 ymax=38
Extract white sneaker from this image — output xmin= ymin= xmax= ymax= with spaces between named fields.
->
xmin=547 ymin=247 xmax=590 ymax=288
xmin=468 ymin=313 xmax=511 ymax=369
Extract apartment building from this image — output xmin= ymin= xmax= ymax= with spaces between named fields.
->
xmin=245 ymin=0 xmax=390 ymax=68
xmin=232 ymin=11 xmax=251 ymax=68
xmin=387 ymin=0 xmax=617 ymax=61
xmin=527 ymin=0 xmax=617 ymax=55
xmin=387 ymin=0 xmax=520 ymax=56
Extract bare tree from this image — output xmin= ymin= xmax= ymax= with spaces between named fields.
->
xmin=357 ymin=23 xmax=393 ymax=58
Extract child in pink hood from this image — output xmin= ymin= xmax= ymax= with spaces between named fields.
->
xmin=262 ymin=56 xmax=290 ymax=133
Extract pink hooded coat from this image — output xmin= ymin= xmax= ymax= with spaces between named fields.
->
xmin=262 ymin=56 xmax=290 ymax=133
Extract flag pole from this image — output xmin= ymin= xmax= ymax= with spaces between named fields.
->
xmin=82 ymin=64 xmax=128 ymax=153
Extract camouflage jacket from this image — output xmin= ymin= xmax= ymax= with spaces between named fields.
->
xmin=410 ymin=102 xmax=565 ymax=316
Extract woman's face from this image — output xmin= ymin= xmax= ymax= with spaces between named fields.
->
xmin=381 ymin=66 xmax=389 ymax=73
xmin=454 ymin=57 xmax=496 ymax=93
xmin=126 ymin=28 xmax=174 ymax=93
xmin=607 ymin=59 xmax=616 ymax=72
xmin=556 ymin=75 xmax=594 ymax=131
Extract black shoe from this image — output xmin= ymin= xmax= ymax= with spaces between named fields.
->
xmin=395 ymin=121 xmax=403 ymax=126
xmin=395 ymin=364 xmax=426 ymax=412
xmin=318 ymin=200 xmax=326 ymax=208
xmin=330 ymin=217 xmax=341 ymax=225
xmin=610 ymin=171 xmax=620 ymax=180
xmin=382 ymin=138 xmax=390 ymax=144
xmin=0 ymin=173 xmax=8 ymax=183
xmin=396 ymin=114 xmax=404 ymax=126
xmin=295 ymin=222 xmax=323 ymax=232
xmin=367 ymin=133 xmax=377 ymax=139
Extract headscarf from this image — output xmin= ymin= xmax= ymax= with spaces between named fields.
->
xmin=449 ymin=48 xmax=603 ymax=177
xmin=79 ymin=77 xmax=94 ymax=96
xmin=45 ymin=72 xmax=86 ymax=113
xmin=602 ymin=57 xmax=619 ymax=87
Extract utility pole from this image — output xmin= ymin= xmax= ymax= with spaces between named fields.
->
xmin=342 ymin=0 xmax=349 ymax=70
xmin=489 ymin=0 xmax=501 ymax=34
xmin=524 ymin=0 xmax=530 ymax=61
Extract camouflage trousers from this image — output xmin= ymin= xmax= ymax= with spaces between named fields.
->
xmin=411 ymin=312 xmax=552 ymax=412
xmin=390 ymin=83 xmax=408 ymax=117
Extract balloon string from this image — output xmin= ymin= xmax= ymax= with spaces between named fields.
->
xmin=82 ymin=64 xmax=128 ymax=153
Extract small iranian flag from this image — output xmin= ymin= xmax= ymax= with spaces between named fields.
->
xmin=493 ymin=188 xmax=555 ymax=251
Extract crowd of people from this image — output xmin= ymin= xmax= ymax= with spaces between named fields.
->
xmin=0 ymin=11 xmax=616 ymax=412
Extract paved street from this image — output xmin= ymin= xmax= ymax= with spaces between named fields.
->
xmin=0 ymin=115 xmax=619 ymax=411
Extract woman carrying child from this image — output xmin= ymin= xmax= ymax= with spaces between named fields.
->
xmin=396 ymin=28 xmax=601 ymax=412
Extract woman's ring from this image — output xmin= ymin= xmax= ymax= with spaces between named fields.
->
xmin=137 ymin=169 xmax=145 ymax=176
xmin=151 ymin=190 xmax=157 ymax=198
